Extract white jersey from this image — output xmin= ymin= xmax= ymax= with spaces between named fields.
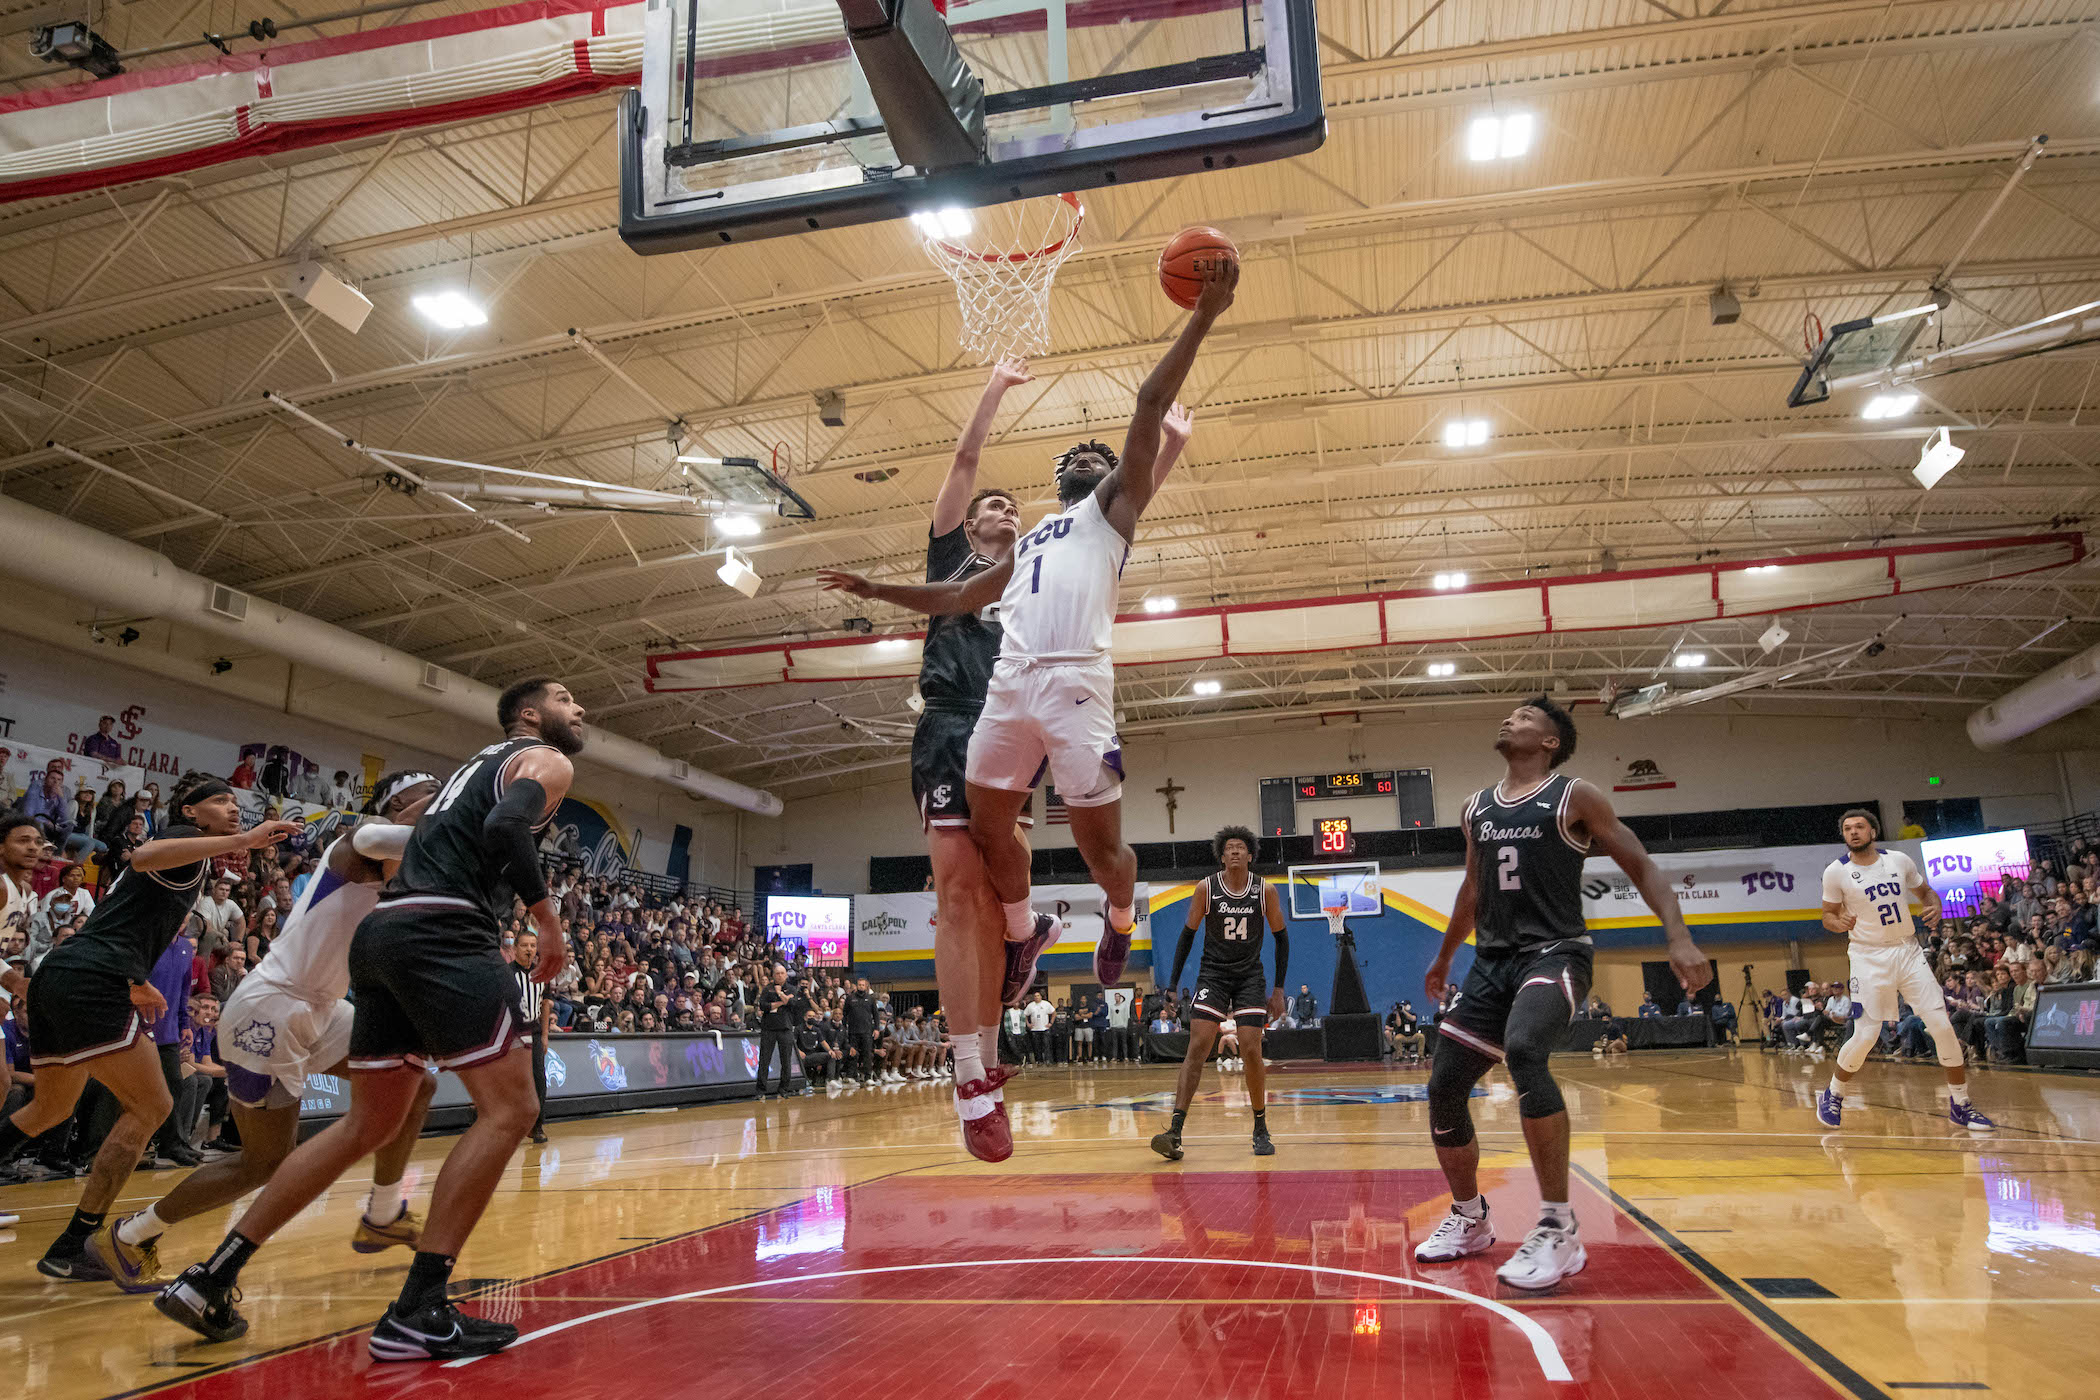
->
xmin=998 ymin=492 xmax=1129 ymax=664
xmin=1822 ymin=849 xmax=1924 ymax=949
xmin=243 ymin=833 xmax=394 ymax=1004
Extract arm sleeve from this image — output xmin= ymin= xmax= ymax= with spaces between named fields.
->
xmin=1167 ymin=925 xmax=1196 ymax=988
xmin=1271 ymin=927 xmax=1290 ymax=989
xmin=482 ymin=778 xmax=551 ymax=908
xmin=350 ymin=821 xmax=414 ymax=862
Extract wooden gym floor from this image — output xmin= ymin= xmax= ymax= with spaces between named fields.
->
xmin=3 ymin=1048 xmax=2094 ymax=1399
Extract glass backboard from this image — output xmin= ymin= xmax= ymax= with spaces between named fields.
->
xmin=1285 ymin=860 xmax=1382 ymax=920
xmin=621 ymin=0 xmax=1323 ymax=253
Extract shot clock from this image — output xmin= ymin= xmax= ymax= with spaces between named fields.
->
xmin=1317 ymin=816 xmax=1355 ymax=854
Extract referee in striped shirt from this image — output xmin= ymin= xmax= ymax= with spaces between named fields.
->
xmin=510 ymin=932 xmax=551 ymax=1144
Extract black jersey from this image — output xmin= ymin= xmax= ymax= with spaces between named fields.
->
xmin=385 ymin=736 xmax=555 ymax=930
xmin=916 ymin=523 xmax=1005 ymax=709
xmin=40 ymin=823 xmax=208 ymax=982
xmin=1465 ymin=772 xmax=1590 ymax=952
xmin=1199 ymin=872 xmax=1269 ymax=974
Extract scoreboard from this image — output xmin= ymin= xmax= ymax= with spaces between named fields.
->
xmin=1260 ymin=769 xmax=1434 ymax=837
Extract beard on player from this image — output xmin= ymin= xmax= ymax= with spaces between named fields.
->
xmin=1054 ymin=440 xmax=1118 ymax=505
xmin=541 ymin=708 xmax=587 ymax=756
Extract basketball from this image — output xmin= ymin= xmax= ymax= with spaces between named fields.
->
xmin=1158 ymin=225 xmax=1239 ymax=309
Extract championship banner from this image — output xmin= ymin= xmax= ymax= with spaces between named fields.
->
xmin=854 ymin=882 xmax=1151 ymax=967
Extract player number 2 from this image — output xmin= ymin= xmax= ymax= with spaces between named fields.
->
xmin=1222 ymin=914 xmax=1249 ymax=941
xmin=1875 ymin=901 xmax=1901 ymax=926
xmin=1497 ymin=846 xmax=1520 ymax=891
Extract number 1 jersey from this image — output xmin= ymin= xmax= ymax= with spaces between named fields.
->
xmin=1821 ymin=849 xmax=1922 ymax=947
xmin=998 ymin=492 xmax=1128 ymax=664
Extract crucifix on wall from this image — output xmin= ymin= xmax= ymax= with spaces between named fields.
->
xmin=1156 ymin=776 xmax=1185 ymax=834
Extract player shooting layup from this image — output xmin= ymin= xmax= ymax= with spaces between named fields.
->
xmin=1817 ymin=808 xmax=1993 ymax=1133
xmin=1414 ymin=697 xmax=1711 ymax=1290
xmin=821 ymin=255 xmax=1236 ymax=991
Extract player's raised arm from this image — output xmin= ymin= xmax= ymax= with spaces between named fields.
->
xmin=1150 ymin=403 xmax=1193 ymax=493
xmin=1568 ymin=779 xmax=1711 ymax=993
xmin=818 ymin=557 xmax=1013 ymax=617
xmin=932 ymin=358 xmax=1031 ymax=535
xmin=1100 ymin=258 xmax=1236 ymax=540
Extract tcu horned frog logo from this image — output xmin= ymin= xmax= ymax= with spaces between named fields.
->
xmin=231 ymin=1020 xmax=276 ymax=1057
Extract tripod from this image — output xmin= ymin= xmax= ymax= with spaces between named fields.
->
xmin=1736 ymin=966 xmax=1765 ymax=1043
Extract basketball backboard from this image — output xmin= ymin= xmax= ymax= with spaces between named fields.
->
xmin=1786 ymin=302 xmax=1939 ymax=408
xmin=620 ymin=0 xmax=1323 ymax=254
xmin=1285 ymin=860 xmax=1382 ymax=921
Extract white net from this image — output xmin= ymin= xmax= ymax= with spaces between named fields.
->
xmin=914 ymin=193 xmax=1083 ymax=363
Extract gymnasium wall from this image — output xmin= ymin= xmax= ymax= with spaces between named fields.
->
xmin=743 ymin=706 xmax=2080 ymax=894
xmin=0 ymin=627 xmax=701 ymax=877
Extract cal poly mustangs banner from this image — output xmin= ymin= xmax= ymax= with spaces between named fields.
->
xmin=1383 ymin=840 xmax=1926 ymax=948
xmin=854 ymin=882 xmax=1151 ymax=974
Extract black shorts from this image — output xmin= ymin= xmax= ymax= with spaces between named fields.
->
xmin=1192 ymin=964 xmax=1270 ymax=1027
xmin=1438 ymin=942 xmax=1593 ymax=1061
xmin=913 ymin=705 xmax=1034 ymax=833
xmin=25 ymin=960 xmax=145 ymax=1067
xmin=345 ymin=899 xmax=525 ymax=1073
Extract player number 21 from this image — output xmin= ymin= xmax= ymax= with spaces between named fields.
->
xmin=1222 ymin=915 xmax=1249 ymax=941
xmin=1875 ymin=901 xmax=1901 ymax=926
xmin=1497 ymin=846 xmax=1521 ymax=891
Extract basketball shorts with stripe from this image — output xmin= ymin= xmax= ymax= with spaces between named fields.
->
xmin=1192 ymin=964 xmax=1271 ymax=1028
xmin=24 ymin=961 xmax=142 ymax=1067
xmin=345 ymin=902 xmax=524 ymax=1072
xmin=1437 ymin=943 xmax=1593 ymax=1061
xmin=912 ymin=703 xmax=1034 ymax=833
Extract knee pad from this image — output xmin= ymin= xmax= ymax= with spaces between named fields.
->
xmin=1919 ymin=1006 xmax=1964 ymax=1068
xmin=1504 ymin=1043 xmax=1565 ymax=1119
xmin=1836 ymin=1018 xmax=1879 ymax=1074
xmin=1427 ymin=1037 xmax=1489 ymax=1147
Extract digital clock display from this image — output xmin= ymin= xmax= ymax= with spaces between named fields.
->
xmin=1296 ymin=771 xmax=1396 ymax=800
xmin=1328 ymin=771 xmax=1363 ymax=789
xmin=1317 ymin=816 xmax=1354 ymax=854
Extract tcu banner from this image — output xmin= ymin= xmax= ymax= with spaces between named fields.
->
xmin=855 ymin=882 xmax=1151 ymax=963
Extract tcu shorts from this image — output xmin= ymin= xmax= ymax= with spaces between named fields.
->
xmin=965 ymin=656 xmax=1123 ymax=806
xmin=912 ymin=703 xmax=1035 ymax=833
xmin=219 ymin=982 xmax=354 ymax=1109
xmin=1849 ymin=940 xmax=1944 ymax=1022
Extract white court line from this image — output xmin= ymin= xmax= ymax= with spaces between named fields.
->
xmin=444 ymin=1255 xmax=1574 ymax=1383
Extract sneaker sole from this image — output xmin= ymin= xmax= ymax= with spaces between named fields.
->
xmin=1497 ymin=1243 xmax=1588 ymax=1291
xmin=154 ymin=1285 xmax=248 ymax=1343
xmin=350 ymin=1231 xmax=417 ymax=1254
xmin=1252 ymin=1139 xmax=1275 ymax=1156
xmin=1149 ymin=1134 xmax=1184 ymax=1162
xmin=36 ymin=1254 xmax=111 ymax=1282
xmin=1413 ymin=1231 xmax=1496 ymax=1264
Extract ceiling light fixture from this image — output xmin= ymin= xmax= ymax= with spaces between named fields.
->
xmin=874 ymin=638 xmax=911 ymax=652
xmin=411 ymin=290 xmax=488 ymax=330
xmin=1426 ymin=661 xmax=1456 ymax=678
xmin=1861 ymin=392 xmax=1918 ymax=420
xmin=1442 ymin=419 xmax=1489 ymax=448
xmin=1432 ymin=572 xmax=1468 ymax=590
xmin=1142 ymin=596 xmax=1178 ymax=614
xmin=1466 ymin=112 xmax=1533 ymax=161
xmin=910 ymin=207 xmax=974 ymax=240
xmin=1673 ymin=651 xmax=1707 ymax=669
xmin=1192 ymin=679 xmax=1223 ymax=696
xmin=1914 ymin=426 xmax=1966 ymax=489
xmin=713 ymin=515 xmax=761 ymax=538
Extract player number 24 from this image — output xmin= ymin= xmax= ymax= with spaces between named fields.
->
xmin=1497 ymin=846 xmax=1521 ymax=891
xmin=1222 ymin=914 xmax=1250 ymax=941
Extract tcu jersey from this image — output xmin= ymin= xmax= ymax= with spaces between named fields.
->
xmin=1821 ymin=849 xmax=1923 ymax=948
xmin=242 ymin=833 xmax=400 ymax=1004
xmin=1200 ymin=872 xmax=1267 ymax=974
xmin=998 ymin=492 xmax=1129 ymax=664
xmin=384 ymin=736 xmax=554 ymax=930
xmin=1465 ymin=774 xmax=1590 ymax=952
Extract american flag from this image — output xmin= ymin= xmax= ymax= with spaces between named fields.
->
xmin=1044 ymin=785 xmax=1070 ymax=825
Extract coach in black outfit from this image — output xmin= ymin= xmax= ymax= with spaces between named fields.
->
xmin=510 ymin=933 xmax=550 ymax=1143
xmin=756 ymin=965 xmax=795 ymax=1099
xmin=843 ymin=977 xmax=878 ymax=1084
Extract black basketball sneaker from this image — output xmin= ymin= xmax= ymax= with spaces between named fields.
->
xmin=367 ymin=1299 xmax=520 ymax=1362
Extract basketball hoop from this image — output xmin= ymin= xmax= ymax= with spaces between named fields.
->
xmin=914 ymin=192 xmax=1083 ymax=363
xmin=1321 ymin=901 xmax=1349 ymax=940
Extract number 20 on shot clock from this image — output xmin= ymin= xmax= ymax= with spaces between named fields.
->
xmin=1317 ymin=816 xmax=1355 ymax=855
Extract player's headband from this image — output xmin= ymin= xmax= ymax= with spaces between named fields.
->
xmin=174 ymin=778 xmax=233 ymax=811
xmin=371 ymin=771 xmax=437 ymax=814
